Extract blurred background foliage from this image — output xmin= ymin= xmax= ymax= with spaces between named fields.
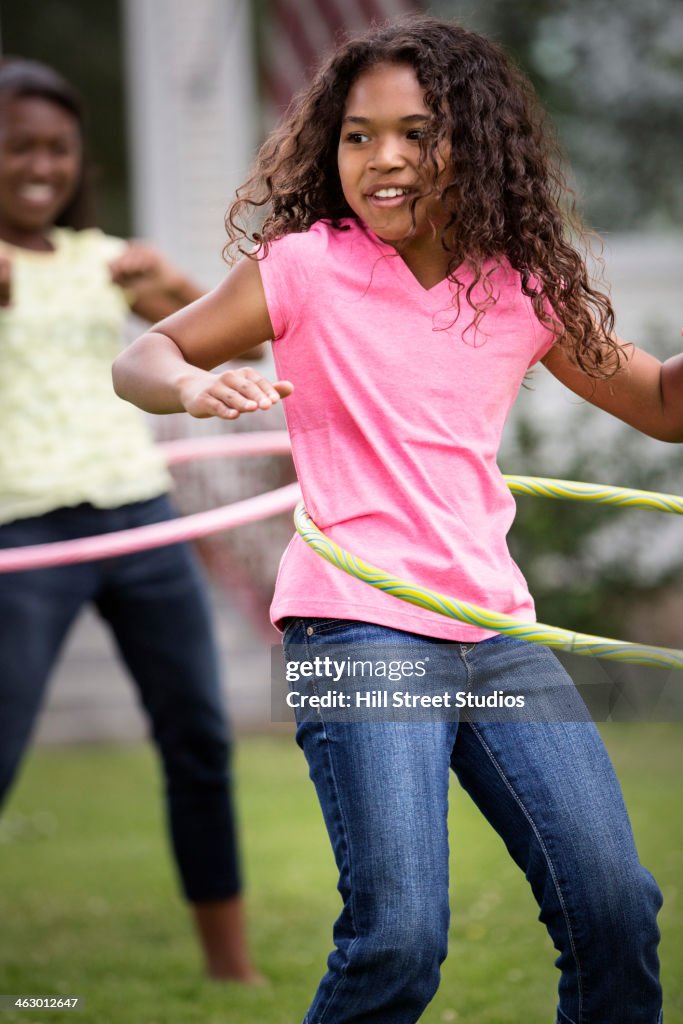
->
xmin=434 ymin=0 xmax=683 ymax=232
xmin=503 ymin=411 xmax=683 ymax=640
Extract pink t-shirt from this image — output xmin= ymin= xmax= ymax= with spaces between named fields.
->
xmin=259 ymin=219 xmax=555 ymax=641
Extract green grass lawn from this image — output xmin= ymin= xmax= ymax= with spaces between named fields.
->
xmin=0 ymin=726 xmax=681 ymax=1024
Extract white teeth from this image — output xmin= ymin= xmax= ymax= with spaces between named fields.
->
xmin=373 ymin=187 xmax=408 ymax=198
xmin=19 ymin=184 xmax=55 ymax=202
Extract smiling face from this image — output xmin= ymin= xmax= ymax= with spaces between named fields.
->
xmin=0 ymin=95 xmax=82 ymax=245
xmin=337 ymin=62 xmax=450 ymax=276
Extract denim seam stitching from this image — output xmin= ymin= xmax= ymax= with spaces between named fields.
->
xmin=458 ymin=645 xmax=474 ymax=683
xmin=303 ymin=629 xmax=361 ymax=1024
xmin=468 ymin=722 xmax=585 ymax=1024
xmin=310 ymin=620 xmax=355 ymax=635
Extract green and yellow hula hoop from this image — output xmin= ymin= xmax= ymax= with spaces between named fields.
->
xmin=294 ymin=476 xmax=683 ymax=671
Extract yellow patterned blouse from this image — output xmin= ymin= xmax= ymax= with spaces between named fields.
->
xmin=0 ymin=227 xmax=171 ymax=524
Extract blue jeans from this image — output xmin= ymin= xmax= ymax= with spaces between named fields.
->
xmin=283 ymin=618 xmax=663 ymax=1024
xmin=0 ymin=496 xmax=240 ymax=902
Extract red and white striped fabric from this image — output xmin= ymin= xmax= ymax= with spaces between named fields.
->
xmin=261 ymin=0 xmax=423 ymax=121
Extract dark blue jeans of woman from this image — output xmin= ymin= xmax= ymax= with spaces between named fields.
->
xmin=0 ymin=495 xmax=240 ymax=902
xmin=283 ymin=617 xmax=663 ymax=1024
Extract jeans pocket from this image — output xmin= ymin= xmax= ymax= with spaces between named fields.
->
xmin=302 ymin=617 xmax=361 ymax=638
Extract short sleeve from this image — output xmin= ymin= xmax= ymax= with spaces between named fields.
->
xmin=257 ymin=225 xmax=329 ymax=341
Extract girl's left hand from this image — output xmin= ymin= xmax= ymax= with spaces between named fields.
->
xmin=109 ymin=241 xmax=183 ymax=294
xmin=109 ymin=242 xmax=203 ymax=321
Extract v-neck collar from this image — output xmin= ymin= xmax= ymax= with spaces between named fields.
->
xmin=357 ymin=220 xmax=455 ymax=296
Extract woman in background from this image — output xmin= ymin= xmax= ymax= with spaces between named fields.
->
xmin=0 ymin=57 xmax=263 ymax=983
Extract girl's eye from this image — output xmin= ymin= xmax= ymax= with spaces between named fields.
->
xmin=345 ymin=132 xmax=370 ymax=144
xmin=7 ymin=139 xmax=32 ymax=155
xmin=407 ymin=129 xmax=425 ymax=141
xmin=50 ymin=141 xmax=76 ymax=157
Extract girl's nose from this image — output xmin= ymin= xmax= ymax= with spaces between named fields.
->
xmin=26 ymin=149 xmax=58 ymax=179
xmin=368 ymin=136 xmax=407 ymax=172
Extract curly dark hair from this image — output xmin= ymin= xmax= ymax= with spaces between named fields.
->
xmin=227 ymin=15 xmax=619 ymax=376
xmin=0 ymin=57 xmax=94 ymax=229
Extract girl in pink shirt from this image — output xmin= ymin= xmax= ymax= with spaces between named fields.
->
xmin=114 ymin=15 xmax=681 ymax=1023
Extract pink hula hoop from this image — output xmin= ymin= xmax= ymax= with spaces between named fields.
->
xmin=0 ymin=431 xmax=297 ymax=574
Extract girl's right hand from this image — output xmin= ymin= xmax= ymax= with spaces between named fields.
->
xmin=0 ymin=255 xmax=12 ymax=307
xmin=179 ymin=366 xmax=293 ymax=420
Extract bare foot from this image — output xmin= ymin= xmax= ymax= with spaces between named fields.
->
xmin=191 ymin=896 xmax=263 ymax=984
xmin=206 ymin=966 xmax=268 ymax=986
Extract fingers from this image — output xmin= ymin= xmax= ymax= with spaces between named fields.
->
xmin=187 ymin=391 xmax=242 ymax=421
xmin=182 ymin=368 xmax=293 ymax=421
xmin=228 ymin=367 xmax=294 ymax=408
xmin=109 ymin=241 xmax=164 ymax=286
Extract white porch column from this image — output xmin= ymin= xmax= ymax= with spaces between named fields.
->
xmin=122 ymin=0 xmax=257 ymax=286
